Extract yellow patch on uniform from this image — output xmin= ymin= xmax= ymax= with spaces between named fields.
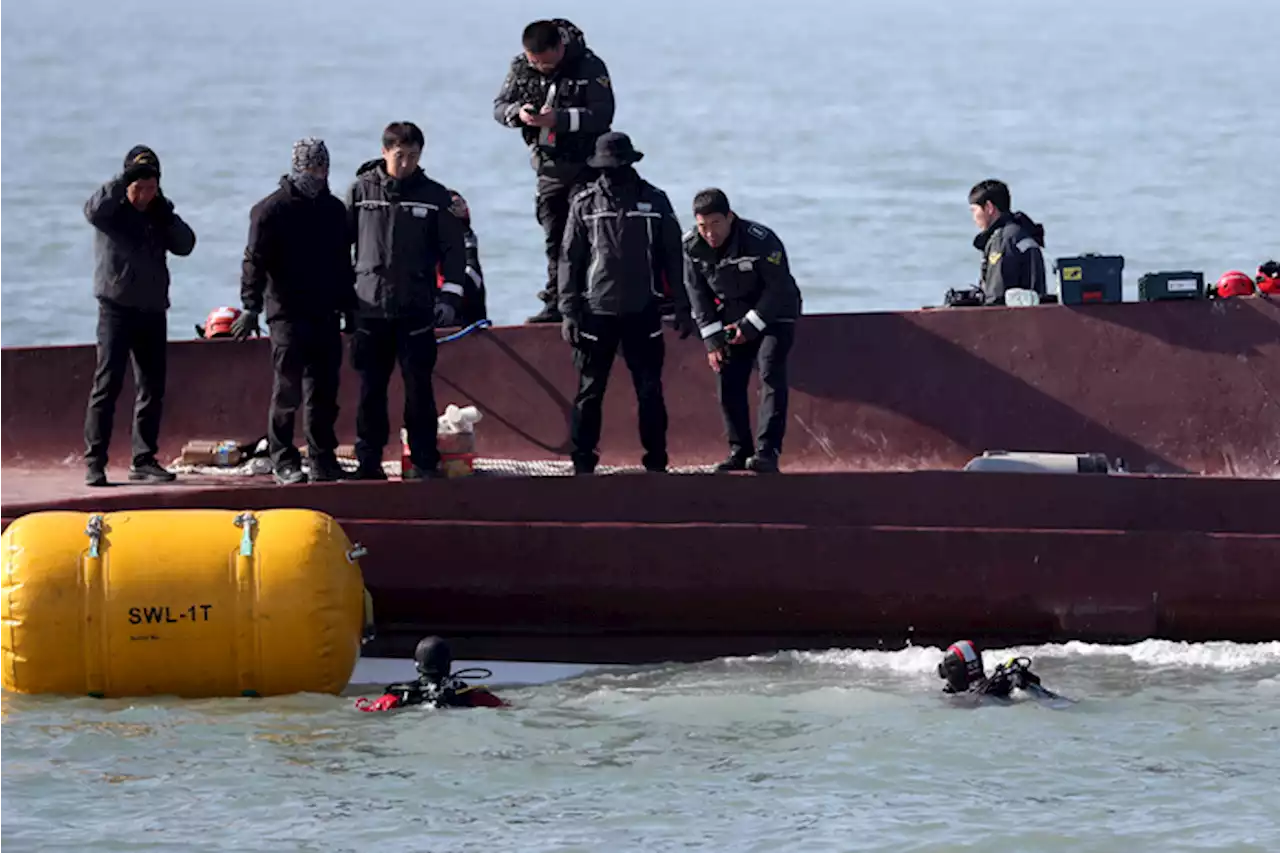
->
xmin=597 ymin=76 xmax=611 ymax=88
xmin=767 ymin=250 xmax=783 ymax=265
xmin=1062 ymin=266 xmax=1083 ymax=281
xmin=988 ymin=251 xmax=1003 ymax=265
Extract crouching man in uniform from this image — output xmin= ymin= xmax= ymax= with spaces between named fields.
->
xmin=683 ymin=188 xmax=801 ymax=474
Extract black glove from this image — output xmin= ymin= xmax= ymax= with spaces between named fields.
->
xmin=231 ymin=310 xmax=260 ymax=341
xmin=434 ymin=299 xmax=459 ymax=328
xmin=150 ymin=194 xmax=175 ymax=226
xmin=666 ymin=310 xmax=696 ymax=340
xmin=561 ymin=316 xmax=580 ymax=345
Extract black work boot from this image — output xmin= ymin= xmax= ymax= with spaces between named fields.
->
xmin=129 ymin=459 xmax=177 ymax=483
xmin=642 ymin=452 xmax=668 ymax=474
xmin=350 ymin=454 xmax=387 ymax=481
xmin=85 ymin=464 xmax=108 ymax=487
xmin=402 ymin=464 xmax=445 ymax=481
xmin=571 ymin=452 xmax=597 ymax=476
xmin=308 ymin=454 xmax=347 ymax=483
xmin=746 ymin=451 xmax=780 ymax=474
xmin=714 ymin=452 xmax=751 ymax=473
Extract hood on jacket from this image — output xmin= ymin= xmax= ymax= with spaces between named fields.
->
xmin=974 ymin=211 xmax=1045 ymax=251
xmin=549 ymin=18 xmax=588 ymax=62
xmin=1011 ymin=211 xmax=1045 ymax=247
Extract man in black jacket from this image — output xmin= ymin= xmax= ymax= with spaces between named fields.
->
xmin=494 ymin=18 xmax=615 ymax=324
xmin=969 ymin=179 xmax=1046 ymax=305
xmin=445 ymin=189 xmax=488 ymax=326
xmin=82 ymin=146 xmax=197 ymax=487
xmin=684 ymin=189 xmax=801 ymax=474
xmin=346 ymin=121 xmax=466 ymax=480
xmin=235 ymin=138 xmax=355 ymax=485
xmin=559 ymin=132 xmax=694 ymax=475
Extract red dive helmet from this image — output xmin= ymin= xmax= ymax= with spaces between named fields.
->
xmin=201 ymin=306 xmax=242 ymax=339
xmin=938 ymin=639 xmax=986 ymax=692
xmin=1214 ymin=270 xmax=1255 ymax=298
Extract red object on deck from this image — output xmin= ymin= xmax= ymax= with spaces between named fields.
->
xmin=1215 ymin=270 xmax=1256 ymax=298
xmin=3 ymin=300 xmax=1279 ymax=661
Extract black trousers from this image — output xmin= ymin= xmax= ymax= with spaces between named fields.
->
xmin=84 ymin=300 xmax=167 ymax=469
xmin=570 ymin=309 xmax=667 ymax=470
xmin=268 ymin=318 xmax=342 ymax=467
xmin=718 ymin=323 xmax=795 ymax=458
xmin=351 ymin=316 xmax=439 ymax=470
xmin=535 ymin=163 xmax=594 ymax=301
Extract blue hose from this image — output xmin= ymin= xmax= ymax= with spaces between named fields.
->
xmin=436 ymin=319 xmax=492 ymax=344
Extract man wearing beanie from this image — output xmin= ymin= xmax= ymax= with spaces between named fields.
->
xmin=235 ymin=137 xmax=356 ymax=485
xmin=82 ymin=145 xmax=197 ymax=487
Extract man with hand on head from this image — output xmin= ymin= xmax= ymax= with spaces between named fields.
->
xmin=82 ymin=145 xmax=196 ymax=487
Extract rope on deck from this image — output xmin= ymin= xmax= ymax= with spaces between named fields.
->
xmin=166 ymin=456 xmax=720 ymax=479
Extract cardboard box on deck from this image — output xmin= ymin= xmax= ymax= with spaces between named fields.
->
xmin=178 ymin=440 xmax=243 ymax=467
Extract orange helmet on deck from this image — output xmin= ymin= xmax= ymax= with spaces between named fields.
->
xmin=1214 ymin=270 xmax=1255 ymax=298
xmin=201 ymin=306 xmax=241 ymax=339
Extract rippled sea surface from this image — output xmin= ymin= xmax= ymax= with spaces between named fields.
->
xmin=4 ymin=1 xmax=1279 ymax=849
xmin=2 ymin=0 xmax=1277 ymax=346
xmin=4 ymin=642 xmax=1280 ymax=852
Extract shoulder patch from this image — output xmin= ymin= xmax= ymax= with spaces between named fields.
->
xmin=747 ymin=223 xmax=769 ymax=240
xmin=766 ymin=250 xmax=783 ymax=265
xmin=597 ymin=75 xmax=610 ymax=88
xmin=988 ymin=251 xmax=1003 ymax=265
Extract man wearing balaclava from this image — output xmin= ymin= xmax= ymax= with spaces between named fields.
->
xmin=235 ymin=137 xmax=356 ymax=485
xmin=557 ymin=131 xmax=696 ymax=475
xmin=82 ymin=145 xmax=197 ymax=487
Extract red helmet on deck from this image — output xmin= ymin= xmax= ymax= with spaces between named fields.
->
xmin=1214 ymin=270 xmax=1255 ymax=298
xmin=1257 ymin=261 xmax=1280 ymax=295
xmin=202 ymin=306 xmax=241 ymax=338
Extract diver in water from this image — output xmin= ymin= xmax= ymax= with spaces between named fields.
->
xmin=937 ymin=639 xmax=1061 ymax=701
xmin=356 ymin=636 xmax=507 ymax=711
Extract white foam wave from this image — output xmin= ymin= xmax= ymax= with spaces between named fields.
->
xmin=789 ymin=640 xmax=1280 ymax=674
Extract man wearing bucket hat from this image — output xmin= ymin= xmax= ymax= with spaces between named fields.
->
xmin=558 ymin=132 xmax=695 ymax=475
xmin=82 ymin=145 xmax=197 ymax=487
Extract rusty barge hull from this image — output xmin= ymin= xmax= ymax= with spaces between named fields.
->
xmin=0 ymin=470 xmax=1276 ymax=661
xmin=3 ymin=300 xmax=1279 ymax=661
